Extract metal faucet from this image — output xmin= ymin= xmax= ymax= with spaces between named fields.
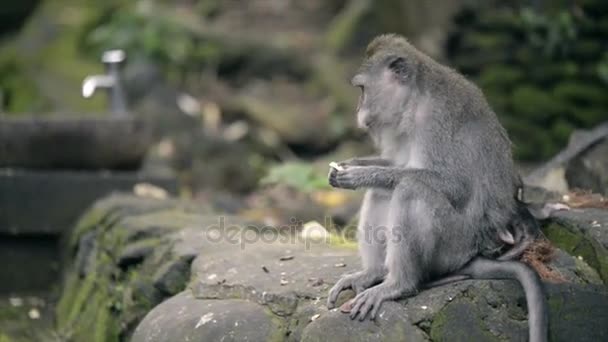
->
xmin=82 ymin=49 xmax=128 ymax=115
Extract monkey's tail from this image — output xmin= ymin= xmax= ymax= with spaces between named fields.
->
xmin=459 ymin=257 xmax=548 ymax=342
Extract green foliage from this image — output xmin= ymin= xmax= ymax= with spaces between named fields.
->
xmin=598 ymin=53 xmax=608 ymax=84
xmin=450 ymin=2 xmax=608 ymax=161
xmin=260 ymin=162 xmax=330 ymax=193
xmin=520 ymin=8 xmax=577 ymax=57
xmin=0 ymin=47 xmax=45 ymax=113
xmin=85 ymin=3 xmax=221 ymax=76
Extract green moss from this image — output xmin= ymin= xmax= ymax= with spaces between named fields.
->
xmin=57 ymin=260 xmax=123 ymax=341
xmin=57 ymin=271 xmax=98 ymax=330
xmin=573 ymin=258 xmax=603 ymax=284
xmin=430 ymin=302 xmax=498 ymax=341
xmin=56 ymin=272 xmax=80 ymax=327
xmin=265 ymin=307 xmax=289 ymax=342
xmin=118 ymin=237 xmax=163 ymax=260
xmin=70 ymin=208 xmax=108 ymax=248
xmin=0 ymin=303 xmax=23 ymax=322
xmin=69 ymin=285 xmax=116 ymax=342
xmin=429 ymin=307 xmax=447 ymax=341
xmin=94 ymin=299 xmax=119 ymax=342
xmin=57 ymin=197 xmax=202 ymax=340
xmin=543 ymin=223 xmax=608 ymax=284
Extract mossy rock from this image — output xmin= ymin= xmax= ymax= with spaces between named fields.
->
xmin=543 ymin=209 xmax=608 ymax=285
xmin=544 ymin=223 xmax=608 ymax=285
xmin=57 ymin=195 xmax=206 ymax=340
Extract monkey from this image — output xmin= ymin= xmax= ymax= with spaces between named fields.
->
xmin=326 ymin=34 xmax=548 ymax=342
xmin=422 ymin=176 xmax=569 ymax=288
xmin=497 ymin=176 xmax=569 ymax=261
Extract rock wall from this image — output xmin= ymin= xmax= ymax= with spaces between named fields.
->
xmin=56 ymin=194 xmax=608 ymax=341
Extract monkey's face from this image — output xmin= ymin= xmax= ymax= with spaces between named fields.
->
xmin=352 ymin=55 xmax=414 ymax=131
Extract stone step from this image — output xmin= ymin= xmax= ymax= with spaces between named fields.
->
xmin=0 ymin=168 xmax=177 ymax=235
xmin=0 ymin=117 xmax=153 ymax=170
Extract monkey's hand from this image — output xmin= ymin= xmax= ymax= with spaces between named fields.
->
xmin=328 ymin=165 xmax=369 ymax=190
xmin=349 ymin=282 xmax=408 ymax=321
xmin=327 ymin=270 xmax=386 ymax=309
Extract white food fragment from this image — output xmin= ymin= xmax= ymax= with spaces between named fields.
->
xmin=300 ymin=221 xmax=329 ymax=241
xmin=329 ymin=162 xmax=344 ymax=171
xmin=28 ymin=308 xmax=40 ymax=319
xmin=133 ymin=183 xmax=168 ymax=199
xmin=9 ymin=297 xmax=23 ymax=307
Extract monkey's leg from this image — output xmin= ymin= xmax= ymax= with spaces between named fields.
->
xmin=349 ymin=182 xmax=470 ymax=320
xmin=327 ymin=189 xmax=389 ymax=309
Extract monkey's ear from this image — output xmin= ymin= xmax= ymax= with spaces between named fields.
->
xmin=388 ymin=57 xmax=407 ymax=77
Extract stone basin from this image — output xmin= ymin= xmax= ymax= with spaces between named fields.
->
xmin=0 ymin=116 xmax=154 ymax=170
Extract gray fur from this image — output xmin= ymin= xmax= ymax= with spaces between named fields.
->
xmin=327 ymin=34 xmax=547 ymax=342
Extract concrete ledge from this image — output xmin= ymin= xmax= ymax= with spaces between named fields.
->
xmin=0 ymin=117 xmax=153 ymax=170
xmin=0 ymin=168 xmax=177 ymax=235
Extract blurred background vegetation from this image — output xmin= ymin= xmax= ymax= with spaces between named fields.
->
xmin=0 ymin=0 xmax=606 ymax=193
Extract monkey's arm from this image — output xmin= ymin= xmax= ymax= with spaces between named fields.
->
xmin=340 ymin=156 xmax=393 ymax=167
xmin=330 ymin=166 xmax=469 ymax=201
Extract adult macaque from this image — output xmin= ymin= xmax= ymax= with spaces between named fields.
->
xmin=327 ymin=34 xmax=548 ymax=342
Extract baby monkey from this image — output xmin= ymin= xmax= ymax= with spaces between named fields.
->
xmin=327 ymin=34 xmax=548 ymax=342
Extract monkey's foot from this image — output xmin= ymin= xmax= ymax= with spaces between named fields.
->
xmin=348 ymin=282 xmax=409 ymax=321
xmin=327 ymin=270 xmax=385 ymax=309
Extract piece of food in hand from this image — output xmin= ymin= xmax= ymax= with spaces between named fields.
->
xmin=340 ymin=299 xmax=354 ymax=313
xmin=329 ymin=161 xmax=345 ymax=171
